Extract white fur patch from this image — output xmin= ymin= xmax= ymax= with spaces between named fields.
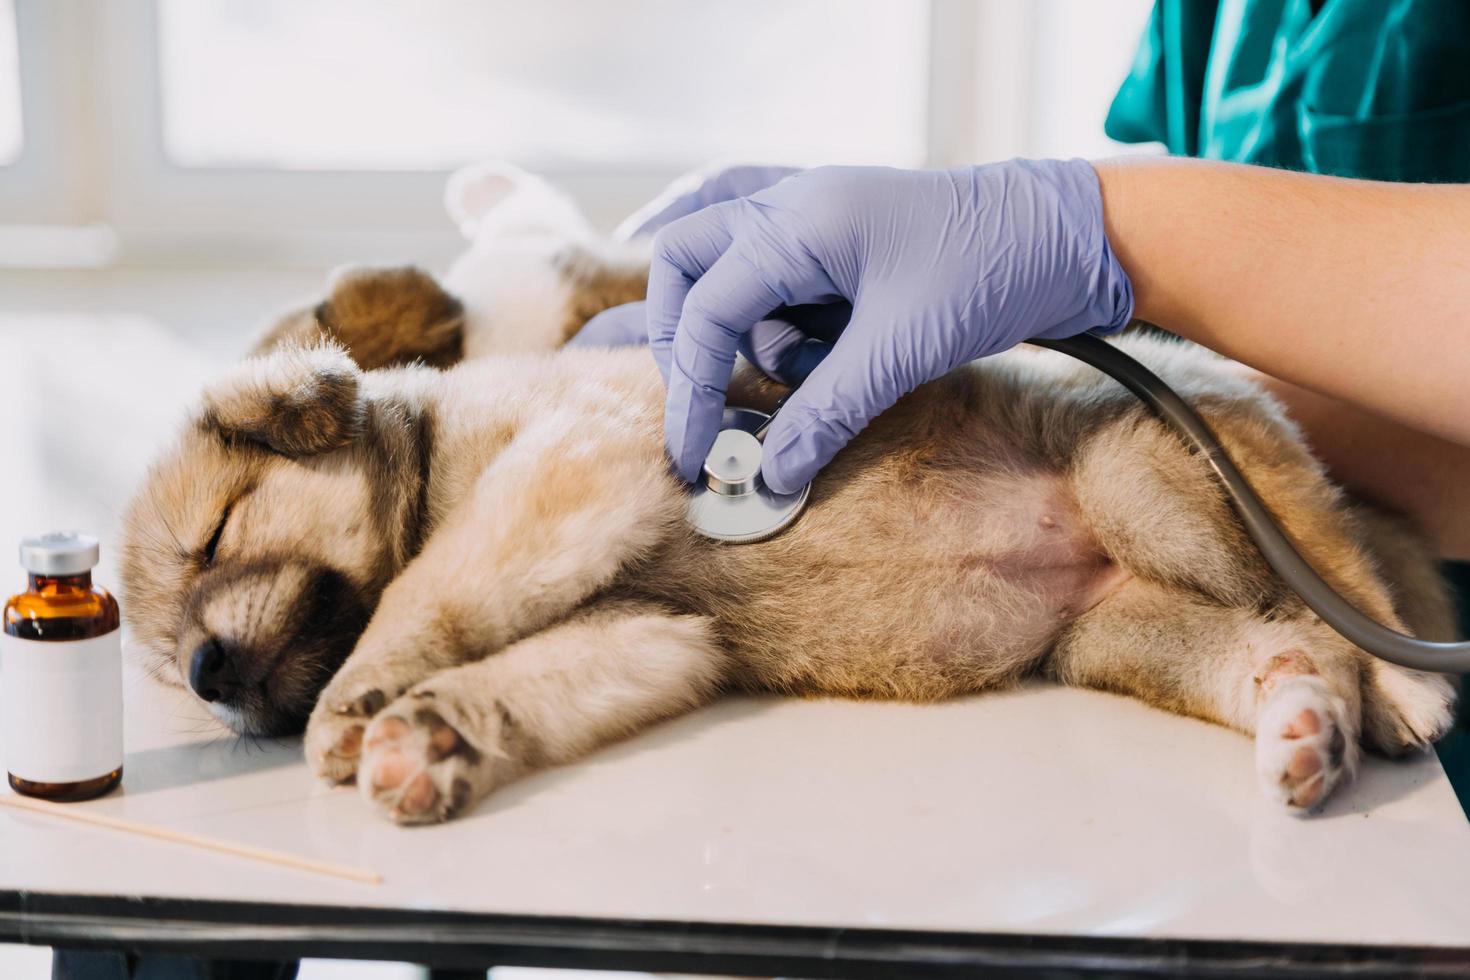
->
xmin=445 ymin=238 xmax=578 ymax=357
xmin=442 ymin=160 xmax=604 ymax=356
xmin=1216 ymin=618 xmax=1318 ymax=731
xmin=444 ymin=160 xmax=591 ymax=241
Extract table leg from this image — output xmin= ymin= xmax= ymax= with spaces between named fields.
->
xmin=51 ymin=950 xmax=300 ymax=979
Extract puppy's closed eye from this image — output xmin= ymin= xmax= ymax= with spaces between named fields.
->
xmin=201 ymin=504 xmax=233 ymax=566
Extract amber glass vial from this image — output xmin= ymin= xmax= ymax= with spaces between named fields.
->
xmin=1 ymin=532 xmax=123 ymax=801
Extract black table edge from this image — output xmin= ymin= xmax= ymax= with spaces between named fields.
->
xmin=3 ymin=891 xmax=1468 ymax=977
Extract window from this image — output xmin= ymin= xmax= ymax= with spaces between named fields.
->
xmin=157 ymin=0 xmax=931 ymax=172
xmin=0 ymin=0 xmax=1157 ymax=267
xmin=1028 ymin=0 xmax=1157 ymax=160
xmin=0 ymin=1 xmax=21 ymax=165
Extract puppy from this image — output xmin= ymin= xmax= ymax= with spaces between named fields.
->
xmin=119 ymin=166 xmax=1457 ymax=823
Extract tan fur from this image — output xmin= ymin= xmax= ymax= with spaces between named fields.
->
xmin=120 ymin=168 xmax=1459 ymax=821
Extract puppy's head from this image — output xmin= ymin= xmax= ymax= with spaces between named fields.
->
xmin=121 ymin=343 xmax=427 ymax=735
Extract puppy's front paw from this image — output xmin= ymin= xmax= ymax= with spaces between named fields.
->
xmin=1256 ymin=675 xmax=1357 ymax=811
xmin=305 ymin=685 xmax=392 ymax=783
xmin=359 ymin=694 xmax=494 ymax=825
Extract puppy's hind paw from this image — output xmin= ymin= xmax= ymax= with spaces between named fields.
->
xmin=359 ymin=699 xmax=490 ymax=825
xmin=1363 ymin=660 xmax=1456 ymax=756
xmin=1256 ymin=676 xmax=1357 ymax=812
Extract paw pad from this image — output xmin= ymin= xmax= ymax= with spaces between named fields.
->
xmin=1281 ymin=707 xmax=1321 ymax=739
xmin=358 ymin=703 xmax=485 ymax=824
xmin=1256 ymin=676 xmax=1355 ymax=812
xmin=331 ymin=723 xmax=364 ymax=759
xmin=369 ymin=748 xmax=413 ymax=791
xmin=366 ymin=714 xmax=409 ymax=747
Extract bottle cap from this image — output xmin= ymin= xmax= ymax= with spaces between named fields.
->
xmin=19 ymin=531 xmax=101 ymax=576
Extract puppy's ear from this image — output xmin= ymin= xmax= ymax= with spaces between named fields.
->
xmin=444 ymin=160 xmax=592 ymax=241
xmin=253 ymin=266 xmax=465 ymax=371
xmin=445 ymin=161 xmax=527 ymax=239
xmin=200 ymin=343 xmax=363 ymax=457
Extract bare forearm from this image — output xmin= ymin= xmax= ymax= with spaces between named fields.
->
xmin=1094 ymin=158 xmax=1470 ymax=446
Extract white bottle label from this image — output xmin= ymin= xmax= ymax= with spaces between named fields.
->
xmin=0 ymin=631 xmax=123 ymax=784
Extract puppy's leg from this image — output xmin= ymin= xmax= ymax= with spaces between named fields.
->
xmin=1068 ymin=413 xmax=1455 ymax=807
xmin=1341 ymin=505 xmax=1460 ymax=755
xmin=305 ymin=404 xmax=682 ymax=781
xmin=1050 ymin=578 xmax=1369 ymax=810
xmin=358 ymin=603 xmax=722 ymax=824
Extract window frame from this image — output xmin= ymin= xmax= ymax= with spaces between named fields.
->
xmin=0 ymin=0 xmax=1009 ymax=267
xmin=0 ymin=0 xmax=91 ymax=226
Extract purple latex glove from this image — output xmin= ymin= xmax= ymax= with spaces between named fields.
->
xmin=614 ymin=164 xmax=802 ymax=242
xmin=574 ymin=164 xmax=800 ymax=348
xmin=574 ymin=298 xmax=847 ymax=375
xmin=647 ymin=159 xmax=1134 ymax=493
xmin=567 ymin=302 xmax=653 ymax=348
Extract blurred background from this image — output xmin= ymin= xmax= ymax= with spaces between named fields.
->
xmin=0 ymin=0 xmax=1155 ymax=338
xmin=0 ymin=1 xmax=1154 ymax=975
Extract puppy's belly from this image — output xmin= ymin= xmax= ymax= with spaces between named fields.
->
xmin=965 ymin=473 xmax=1129 ymax=620
xmin=725 ymin=472 xmax=1130 ymax=697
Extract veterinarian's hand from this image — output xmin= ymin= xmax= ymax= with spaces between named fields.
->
xmin=648 ymin=160 xmax=1135 ymax=492
xmin=572 ymin=298 xmax=850 ymax=376
xmin=614 ymin=164 xmax=802 ymax=241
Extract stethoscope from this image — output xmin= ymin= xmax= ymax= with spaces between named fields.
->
xmin=686 ymin=398 xmax=809 ymax=545
xmin=686 ymin=335 xmax=1470 ymax=674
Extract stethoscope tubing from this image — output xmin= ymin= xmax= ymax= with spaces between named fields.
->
xmin=1033 ymin=334 xmax=1470 ymax=674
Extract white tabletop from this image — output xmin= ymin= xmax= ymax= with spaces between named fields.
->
xmin=0 ymin=661 xmax=1466 ymax=950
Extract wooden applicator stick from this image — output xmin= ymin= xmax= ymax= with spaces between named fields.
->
xmin=0 ymin=792 xmax=382 ymax=885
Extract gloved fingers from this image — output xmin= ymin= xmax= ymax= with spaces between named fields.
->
xmin=665 ymin=240 xmax=789 ymax=481
xmin=758 ymin=311 xmax=913 ymax=495
xmin=645 ymin=203 xmax=738 ymax=384
xmin=737 ymin=299 xmax=851 ymax=382
xmin=568 ymin=301 xmax=650 ymax=348
xmin=614 ymin=164 xmax=801 ymax=242
xmin=739 ymin=316 xmax=834 ymax=385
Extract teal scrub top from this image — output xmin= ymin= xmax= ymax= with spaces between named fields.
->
xmin=1105 ymin=0 xmax=1470 ymax=182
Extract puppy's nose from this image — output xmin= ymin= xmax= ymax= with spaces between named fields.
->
xmin=189 ymin=638 xmax=241 ymax=703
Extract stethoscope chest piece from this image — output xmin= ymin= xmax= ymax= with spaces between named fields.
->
xmin=687 ymin=406 xmax=810 ymax=544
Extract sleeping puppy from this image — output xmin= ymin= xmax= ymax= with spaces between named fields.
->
xmin=119 ymin=165 xmax=1457 ymax=823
